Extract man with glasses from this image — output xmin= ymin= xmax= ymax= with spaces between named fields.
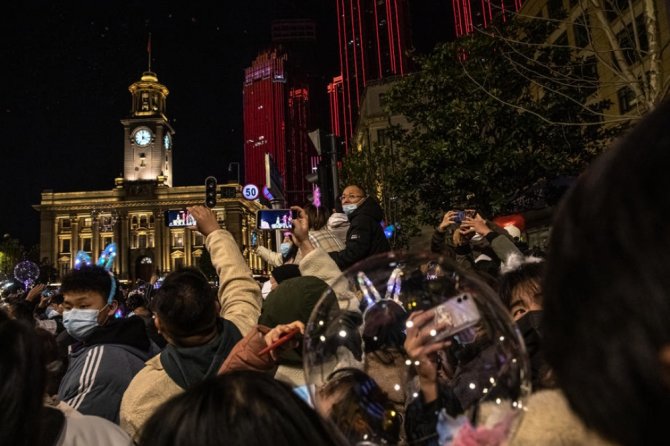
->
xmin=329 ymin=185 xmax=390 ymax=270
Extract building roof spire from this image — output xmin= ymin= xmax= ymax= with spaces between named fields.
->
xmin=147 ymin=32 xmax=152 ymax=72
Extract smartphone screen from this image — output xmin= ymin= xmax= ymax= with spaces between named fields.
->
xmin=164 ymin=210 xmax=196 ymax=228
xmin=432 ymin=293 xmax=481 ymax=342
xmin=256 ymin=209 xmax=295 ymax=230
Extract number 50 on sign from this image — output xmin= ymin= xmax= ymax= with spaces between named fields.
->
xmin=243 ymin=184 xmax=259 ymax=200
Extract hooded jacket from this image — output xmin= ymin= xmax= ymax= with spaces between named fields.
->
xmin=329 ymin=196 xmax=390 ymax=270
xmin=57 ymin=316 xmax=158 ymax=423
xmin=119 ymin=228 xmax=262 ymax=441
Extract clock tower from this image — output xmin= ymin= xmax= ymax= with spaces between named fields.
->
xmin=121 ymin=70 xmax=174 ymax=186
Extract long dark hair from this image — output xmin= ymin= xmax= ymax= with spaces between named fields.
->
xmin=543 ymin=99 xmax=670 ymax=446
xmin=138 ymin=371 xmax=348 ymax=446
xmin=0 ymin=314 xmax=48 ymax=446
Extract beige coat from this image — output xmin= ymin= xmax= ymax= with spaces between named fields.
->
xmin=119 ymin=229 xmax=262 ymax=441
xmin=479 ymin=388 xmax=616 ymax=446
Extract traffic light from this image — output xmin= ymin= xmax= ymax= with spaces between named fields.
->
xmin=205 ymin=176 xmax=217 ymax=208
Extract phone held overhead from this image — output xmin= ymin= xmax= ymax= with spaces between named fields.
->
xmin=256 ymin=209 xmax=299 ymax=231
xmin=164 ymin=209 xmax=196 ymax=228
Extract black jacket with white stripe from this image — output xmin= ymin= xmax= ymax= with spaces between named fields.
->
xmin=57 ymin=316 xmax=159 ymax=423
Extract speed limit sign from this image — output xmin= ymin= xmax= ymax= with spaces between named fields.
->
xmin=242 ymin=184 xmax=259 ymax=200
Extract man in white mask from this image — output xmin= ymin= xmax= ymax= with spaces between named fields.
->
xmin=57 ymin=266 xmax=159 ymax=423
xmin=329 ymin=184 xmax=390 ymax=270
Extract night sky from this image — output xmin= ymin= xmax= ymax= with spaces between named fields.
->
xmin=2 ymin=0 xmax=453 ymax=248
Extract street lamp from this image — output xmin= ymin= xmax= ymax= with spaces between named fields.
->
xmin=228 ymin=162 xmax=241 ymax=184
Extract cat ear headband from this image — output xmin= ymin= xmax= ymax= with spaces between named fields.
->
xmin=74 ymin=242 xmax=117 ymax=272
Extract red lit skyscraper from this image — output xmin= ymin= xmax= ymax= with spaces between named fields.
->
xmin=243 ymin=50 xmax=288 ymax=197
xmin=243 ymin=20 xmax=320 ymax=206
xmin=452 ymin=0 xmax=523 ymax=37
xmin=330 ymin=0 xmax=412 ymax=149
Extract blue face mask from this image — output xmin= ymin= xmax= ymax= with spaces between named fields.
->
xmin=62 ymin=306 xmax=106 ymax=341
xmin=342 ymin=203 xmax=358 ymax=216
xmin=279 ymin=242 xmax=292 ymax=257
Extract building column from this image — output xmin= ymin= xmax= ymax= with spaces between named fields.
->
xmin=92 ymin=216 xmax=100 ymax=260
xmin=154 ymin=211 xmax=163 ymax=273
xmin=69 ymin=216 xmax=79 ymax=271
xmin=224 ymin=202 xmax=244 ymax=249
xmin=118 ymin=212 xmax=129 ymax=280
xmin=163 ymin=227 xmax=171 ymax=273
xmin=185 ymin=228 xmax=192 ymax=266
xmin=46 ymin=212 xmax=58 ymax=266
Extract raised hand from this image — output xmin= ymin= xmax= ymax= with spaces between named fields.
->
xmin=187 ymin=205 xmax=220 ymax=237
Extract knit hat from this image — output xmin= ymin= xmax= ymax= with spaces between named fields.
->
xmin=270 ymin=264 xmax=301 ymax=284
xmin=259 ymin=276 xmax=329 ymax=365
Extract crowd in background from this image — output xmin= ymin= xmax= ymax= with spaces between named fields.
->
xmin=3 ymin=100 xmax=670 ymax=446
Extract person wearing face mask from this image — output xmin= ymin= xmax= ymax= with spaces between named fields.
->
xmin=57 ymin=266 xmax=160 ymax=423
xmin=329 ymin=184 xmax=390 ymax=270
xmin=255 ymin=233 xmax=300 ymax=267
xmin=492 ymin=254 xmax=609 ymax=445
xmin=498 ymin=254 xmax=553 ymax=390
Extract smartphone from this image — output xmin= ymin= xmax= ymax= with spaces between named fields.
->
xmin=432 ymin=293 xmax=481 ymax=342
xmin=453 ymin=209 xmax=476 ymax=224
xmin=256 ymin=209 xmax=298 ymax=231
xmin=258 ymin=327 xmax=302 ymax=355
xmin=164 ymin=209 xmax=196 ymax=228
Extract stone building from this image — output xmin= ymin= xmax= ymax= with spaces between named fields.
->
xmin=34 ymin=69 xmax=269 ymax=281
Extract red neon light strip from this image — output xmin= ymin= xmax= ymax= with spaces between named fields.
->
xmin=452 ymin=0 xmax=461 ymax=37
xmin=356 ymin=0 xmax=366 ymax=90
xmin=385 ymin=0 xmax=396 ymax=74
xmin=394 ymin=0 xmax=404 ymax=74
xmin=373 ymin=0 xmax=383 ymax=79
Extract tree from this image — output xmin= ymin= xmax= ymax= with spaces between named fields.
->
xmin=478 ymin=0 xmax=668 ymax=127
xmin=0 ymin=234 xmax=26 ymax=277
xmin=376 ymin=13 xmax=613 ymax=233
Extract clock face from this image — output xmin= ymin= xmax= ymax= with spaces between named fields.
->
xmin=133 ymin=128 xmax=152 ymax=146
xmin=164 ymin=133 xmax=172 ymax=150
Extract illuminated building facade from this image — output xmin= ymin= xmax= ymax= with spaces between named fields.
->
xmin=35 ymin=69 xmax=268 ymax=281
xmin=452 ymin=0 xmax=524 ymax=37
xmin=329 ymin=0 xmax=412 ymax=148
xmin=243 ymin=50 xmax=289 ymax=198
xmin=243 ymin=20 xmax=320 ymax=206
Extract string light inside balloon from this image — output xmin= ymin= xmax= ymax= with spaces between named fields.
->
xmin=13 ymin=260 xmax=40 ymax=290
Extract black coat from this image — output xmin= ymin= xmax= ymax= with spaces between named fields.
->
xmin=329 ymin=196 xmax=390 ymax=270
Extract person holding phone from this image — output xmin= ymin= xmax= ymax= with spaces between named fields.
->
xmin=431 ymin=209 xmax=521 ymax=285
xmin=120 ymin=205 xmax=263 ymax=441
xmin=255 ymin=233 xmax=299 ymax=267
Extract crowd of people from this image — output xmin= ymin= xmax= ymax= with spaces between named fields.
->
xmin=3 ymin=100 xmax=670 ymax=446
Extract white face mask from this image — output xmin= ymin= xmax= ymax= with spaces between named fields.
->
xmin=45 ymin=307 xmax=60 ymax=319
xmin=62 ymin=306 xmax=106 ymax=341
xmin=342 ymin=204 xmax=358 ymax=216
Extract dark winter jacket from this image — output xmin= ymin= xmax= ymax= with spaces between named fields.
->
xmin=329 ymin=196 xmax=390 ymax=270
xmin=57 ymin=317 xmax=159 ymax=423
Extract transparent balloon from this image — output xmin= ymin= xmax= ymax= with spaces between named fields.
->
xmin=14 ymin=260 xmax=40 ymax=290
xmin=303 ymin=251 xmax=531 ymax=446
xmin=1 ymin=278 xmax=24 ymax=300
